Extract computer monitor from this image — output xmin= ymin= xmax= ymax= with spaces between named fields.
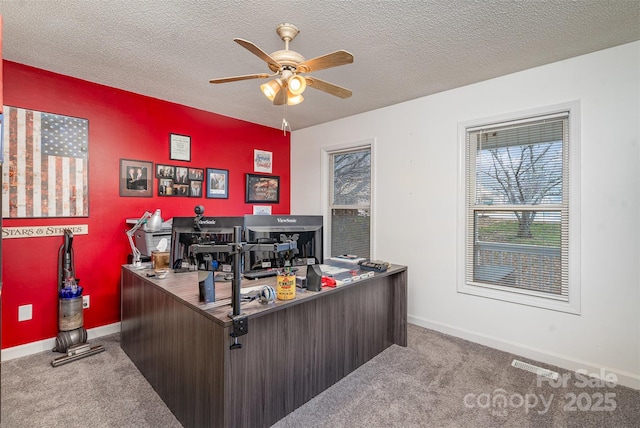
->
xmin=170 ymin=215 xmax=244 ymax=270
xmin=243 ymin=215 xmax=323 ymax=271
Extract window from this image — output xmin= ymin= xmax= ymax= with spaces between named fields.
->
xmin=328 ymin=146 xmax=371 ymax=258
xmin=458 ymin=104 xmax=580 ymax=313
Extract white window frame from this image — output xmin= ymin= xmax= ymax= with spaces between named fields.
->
xmin=457 ymin=102 xmax=581 ymax=314
xmin=321 ymin=139 xmax=375 ymax=259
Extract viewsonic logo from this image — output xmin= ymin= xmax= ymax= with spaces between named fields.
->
xmin=199 ymin=219 xmax=216 ymax=225
xmin=277 ymin=218 xmax=297 ymax=223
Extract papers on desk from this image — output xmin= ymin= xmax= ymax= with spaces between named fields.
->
xmin=334 ymin=271 xmax=374 ymax=286
xmin=318 ymin=264 xmax=375 ymax=286
xmin=327 ymin=255 xmax=366 ymax=264
xmin=319 ymin=265 xmax=350 ymax=275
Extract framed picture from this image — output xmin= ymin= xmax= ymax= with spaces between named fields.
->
xmin=190 ymin=180 xmax=203 ymax=197
xmin=206 ymin=168 xmax=229 ymax=199
xmin=0 ymin=113 xmax=4 ymax=164
xmin=158 ymin=178 xmax=174 ymax=196
xmin=254 ymin=149 xmax=273 ymax=173
xmin=253 ymin=205 xmax=272 ymax=215
xmin=188 ymin=168 xmax=204 ymax=181
xmin=120 ymin=159 xmax=153 ymax=197
xmin=169 ymin=133 xmax=191 ymax=161
xmin=173 ymin=183 xmax=189 ymax=196
xmin=245 ymin=173 xmax=279 ymax=203
xmin=3 ymin=107 xmax=90 ymax=217
xmin=156 ymin=164 xmax=175 ymax=179
xmin=175 ymin=166 xmax=189 ymax=184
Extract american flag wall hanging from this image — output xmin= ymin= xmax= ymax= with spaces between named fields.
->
xmin=2 ymin=106 xmax=89 ymax=218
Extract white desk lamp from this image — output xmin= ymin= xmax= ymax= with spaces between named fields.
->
xmin=126 ymin=209 xmax=163 ymax=268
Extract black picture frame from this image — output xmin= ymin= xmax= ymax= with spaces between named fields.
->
xmin=206 ymin=168 xmax=229 ymax=199
xmin=245 ymin=173 xmax=279 ymax=203
xmin=173 ymin=182 xmax=189 ymax=196
xmin=174 ymin=166 xmax=189 ymax=184
xmin=156 ymin=164 xmax=175 ymax=179
xmin=169 ymin=133 xmax=191 ymax=162
xmin=188 ymin=168 xmax=204 ymax=181
xmin=120 ymin=159 xmax=153 ymax=197
xmin=158 ymin=178 xmax=174 ymax=196
xmin=190 ymin=180 xmax=203 ymax=198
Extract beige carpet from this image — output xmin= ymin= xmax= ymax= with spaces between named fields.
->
xmin=2 ymin=324 xmax=639 ymax=427
xmin=1 ymin=334 xmax=181 ymax=428
xmin=274 ymin=324 xmax=640 ymax=427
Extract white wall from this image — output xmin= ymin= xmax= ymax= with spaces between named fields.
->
xmin=291 ymin=42 xmax=639 ymax=389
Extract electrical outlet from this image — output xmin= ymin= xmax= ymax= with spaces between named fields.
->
xmin=83 ymin=295 xmax=90 ymax=309
xmin=18 ymin=304 xmax=33 ymax=321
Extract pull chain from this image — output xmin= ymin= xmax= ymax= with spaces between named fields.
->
xmin=281 ymin=102 xmax=291 ymax=135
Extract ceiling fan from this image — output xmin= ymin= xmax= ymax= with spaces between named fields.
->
xmin=209 ymin=23 xmax=353 ymax=106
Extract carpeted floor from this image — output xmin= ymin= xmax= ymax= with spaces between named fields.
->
xmin=275 ymin=324 xmax=640 ymax=427
xmin=0 ymin=334 xmax=182 ymax=428
xmin=2 ymin=324 xmax=639 ymax=427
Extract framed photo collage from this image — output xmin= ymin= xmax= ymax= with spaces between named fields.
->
xmin=156 ymin=164 xmax=229 ymax=199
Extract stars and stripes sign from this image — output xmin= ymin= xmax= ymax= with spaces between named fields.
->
xmin=2 ymin=106 xmax=89 ymax=218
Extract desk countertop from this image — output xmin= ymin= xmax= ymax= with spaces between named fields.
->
xmin=123 ymin=263 xmax=406 ymax=327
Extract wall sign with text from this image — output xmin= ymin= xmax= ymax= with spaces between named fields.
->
xmin=170 ymin=133 xmax=191 ymax=161
xmin=245 ymin=173 xmax=279 ymax=203
xmin=2 ymin=224 xmax=89 ymax=239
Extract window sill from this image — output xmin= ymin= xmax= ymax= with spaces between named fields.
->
xmin=457 ymin=281 xmax=581 ymax=315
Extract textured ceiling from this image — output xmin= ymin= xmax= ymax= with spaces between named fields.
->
xmin=0 ymin=0 xmax=638 ymax=131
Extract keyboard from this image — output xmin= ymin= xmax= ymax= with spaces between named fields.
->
xmin=243 ymin=268 xmax=298 ymax=280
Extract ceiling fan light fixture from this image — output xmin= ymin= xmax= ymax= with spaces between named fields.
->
xmin=287 ymin=75 xmax=306 ymax=96
xmin=287 ymin=92 xmax=304 ymax=106
xmin=260 ymin=79 xmax=282 ymax=101
xmin=209 ymin=23 xmax=353 ymax=128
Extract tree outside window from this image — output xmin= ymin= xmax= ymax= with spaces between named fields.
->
xmin=329 ymin=147 xmax=371 ymax=258
xmin=468 ymin=116 xmax=568 ymax=297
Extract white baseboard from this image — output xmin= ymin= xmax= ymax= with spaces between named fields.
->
xmin=1 ymin=322 xmax=121 ymax=362
xmin=408 ymin=315 xmax=640 ymax=391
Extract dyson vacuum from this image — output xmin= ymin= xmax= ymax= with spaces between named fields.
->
xmin=51 ymin=229 xmax=104 ymax=367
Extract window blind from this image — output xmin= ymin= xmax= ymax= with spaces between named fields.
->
xmin=466 ymin=112 xmax=570 ymax=300
xmin=329 ymin=147 xmax=371 ymax=258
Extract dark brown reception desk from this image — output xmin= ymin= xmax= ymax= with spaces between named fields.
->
xmin=121 ymin=263 xmax=407 ymax=428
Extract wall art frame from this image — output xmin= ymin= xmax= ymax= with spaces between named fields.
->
xmin=169 ymin=133 xmax=191 ymax=162
xmin=156 ymin=164 xmax=175 ymax=179
xmin=206 ymin=168 xmax=229 ymax=199
xmin=3 ymin=106 xmax=90 ymax=217
xmin=188 ymin=167 xmax=204 ymax=181
xmin=190 ymin=180 xmax=203 ymax=198
xmin=158 ymin=178 xmax=174 ymax=196
xmin=120 ymin=159 xmax=153 ymax=197
xmin=253 ymin=149 xmax=273 ymax=173
xmin=245 ymin=173 xmax=279 ymax=203
xmin=174 ymin=166 xmax=189 ymax=184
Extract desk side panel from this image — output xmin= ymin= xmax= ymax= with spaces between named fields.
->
xmin=392 ymin=267 xmax=408 ymax=346
xmin=121 ymin=268 xmax=226 ymax=428
xmin=225 ymin=272 xmax=403 ymax=427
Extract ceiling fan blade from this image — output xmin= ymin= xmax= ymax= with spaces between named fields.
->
xmin=305 ymin=76 xmax=352 ymax=99
xmin=297 ymin=50 xmax=353 ymax=73
xmin=209 ymin=73 xmax=270 ymax=84
xmin=234 ymin=38 xmax=282 ymax=69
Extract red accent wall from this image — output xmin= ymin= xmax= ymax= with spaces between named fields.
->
xmin=1 ymin=61 xmax=290 ymax=348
